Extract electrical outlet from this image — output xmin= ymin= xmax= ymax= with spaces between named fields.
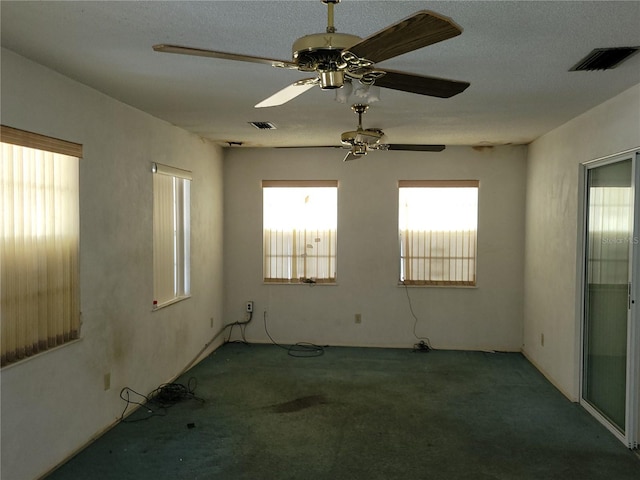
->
xmin=210 ymin=317 xmax=214 ymax=328
xmin=355 ymin=313 xmax=362 ymax=324
xmin=103 ymin=372 xmax=111 ymax=391
xmin=541 ymin=333 xmax=544 ymax=346
xmin=246 ymin=301 xmax=254 ymax=313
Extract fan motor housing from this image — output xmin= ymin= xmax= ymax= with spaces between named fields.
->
xmin=341 ymin=129 xmax=383 ymax=147
xmin=292 ymin=32 xmax=361 ymax=58
xmin=293 ymin=32 xmax=361 ymax=88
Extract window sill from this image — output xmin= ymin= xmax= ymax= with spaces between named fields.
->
xmin=152 ymin=295 xmax=191 ymax=311
xmin=263 ymin=281 xmax=337 ymax=286
xmin=1 ymin=337 xmax=82 ymax=371
xmin=398 ymin=282 xmax=477 ymax=289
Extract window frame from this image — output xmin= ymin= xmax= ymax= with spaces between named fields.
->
xmin=262 ymin=180 xmax=338 ymax=285
xmin=1 ymin=125 xmax=82 ymax=367
xmin=152 ymin=162 xmax=192 ymax=309
xmin=398 ymin=180 xmax=479 ymax=287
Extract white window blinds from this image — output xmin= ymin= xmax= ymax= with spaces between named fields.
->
xmin=263 ymin=180 xmax=337 ymax=284
xmin=1 ymin=126 xmax=81 ymax=366
xmin=399 ymin=180 xmax=478 ymax=286
xmin=152 ymin=163 xmax=191 ymax=308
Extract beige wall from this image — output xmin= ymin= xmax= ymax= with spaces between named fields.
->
xmin=223 ymin=145 xmax=527 ymax=351
xmin=523 ymin=83 xmax=640 ymax=400
xmin=0 ymin=49 xmax=225 ymax=480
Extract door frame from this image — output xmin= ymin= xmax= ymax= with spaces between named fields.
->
xmin=578 ymin=148 xmax=639 ymax=449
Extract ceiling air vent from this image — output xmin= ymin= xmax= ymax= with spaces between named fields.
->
xmin=570 ymin=47 xmax=640 ymax=71
xmin=249 ymin=121 xmax=277 ymax=130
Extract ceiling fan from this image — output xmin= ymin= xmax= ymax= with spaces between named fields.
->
xmin=339 ymin=104 xmax=445 ymax=161
xmin=153 ymin=0 xmax=470 ymax=108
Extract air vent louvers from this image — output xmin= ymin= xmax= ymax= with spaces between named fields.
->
xmin=570 ymin=47 xmax=640 ymax=71
xmin=249 ymin=121 xmax=277 ymax=130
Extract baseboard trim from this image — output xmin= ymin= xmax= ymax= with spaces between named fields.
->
xmin=38 ymin=338 xmax=225 ymax=480
xmin=521 ymin=348 xmax=578 ymax=402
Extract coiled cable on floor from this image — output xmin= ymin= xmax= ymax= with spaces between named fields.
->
xmin=119 ymin=377 xmax=203 ymax=422
xmin=150 ymin=377 xmax=204 ymax=406
xmin=263 ymin=311 xmax=325 ymax=357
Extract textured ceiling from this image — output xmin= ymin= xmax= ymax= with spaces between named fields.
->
xmin=1 ymin=1 xmax=639 ymax=148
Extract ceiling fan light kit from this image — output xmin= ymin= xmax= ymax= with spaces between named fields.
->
xmin=335 ymin=80 xmax=381 ymax=104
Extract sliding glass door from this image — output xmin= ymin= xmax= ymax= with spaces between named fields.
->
xmin=582 ymin=152 xmax=638 ymax=448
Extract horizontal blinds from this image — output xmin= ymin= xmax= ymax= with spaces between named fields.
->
xmin=1 ymin=125 xmax=83 ymax=158
xmin=152 ymin=162 xmax=192 ymax=180
xmin=262 ymin=180 xmax=338 ymax=188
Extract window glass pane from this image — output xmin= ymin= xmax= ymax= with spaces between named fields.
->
xmin=153 ymin=173 xmax=175 ymax=304
xmin=182 ymin=179 xmax=191 ymax=296
xmin=153 ymin=165 xmax=191 ymax=308
xmin=583 ymin=159 xmax=633 ymax=431
xmin=399 ymin=185 xmax=478 ymax=286
xmin=263 ymin=185 xmax=337 ymax=283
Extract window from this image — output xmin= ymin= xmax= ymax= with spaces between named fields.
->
xmin=1 ymin=125 xmax=81 ymax=367
xmin=263 ymin=180 xmax=337 ymax=284
xmin=152 ymin=163 xmax=191 ymax=308
xmin=399 ymin=180 xmax=478 ymax=286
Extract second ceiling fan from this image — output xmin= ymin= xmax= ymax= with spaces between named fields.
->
xmin=153 ymin=0 xmax=470 ymax=108
xmin=339 ymin=104 xmax=445 ymax=161
xmin=278 ymin=104 xmax=446 ymax=161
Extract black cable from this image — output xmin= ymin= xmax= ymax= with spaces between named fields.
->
xmin=402 ymin=281 xmax=434 ymax=351
xmin=223 ymin=313 xmax=252 ymax=345
xmin=224 ymin=321 xmax=248 ymax=344
xmin=263 ymin=310 xmax=325 ymax=357
xmin=149 ymin=378 xmax=204 ymax=406
xmin=413 ymin=340 xmax=431 ymax=353
xmin=178 ymin=313 xmax=254 ymax=377
xmin=120 ymin=311 xmax=256 ymax=423
xmin=119 ymin=387 xmax=166 ymax=422
xmin=119 ymin=377 xmax=203 ymax=423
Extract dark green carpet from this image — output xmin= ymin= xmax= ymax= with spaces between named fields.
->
xmin=46 ymin=344 xmax=639 ymax=479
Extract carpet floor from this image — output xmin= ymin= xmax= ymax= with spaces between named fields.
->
xmin=46 ymin=343 xmax=640 ymax=479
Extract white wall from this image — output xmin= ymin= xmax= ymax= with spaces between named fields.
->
xmin=0 ymin=49 xmax=225 ymax=480
xmin=223 ymin=145 xmax=527 ymax=351
xmin=523 ymin=83 xmax=640 ymax=400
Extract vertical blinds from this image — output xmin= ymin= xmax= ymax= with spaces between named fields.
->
xmin=262 ymin=180 xmax=338 ymax=283
xmin=399 ymin=180 xmax=479 ymax=286
xmin=1 ymin=128 xmax=81 ymax=366
xmin=152 ymin=163 xmax=191 ymax=307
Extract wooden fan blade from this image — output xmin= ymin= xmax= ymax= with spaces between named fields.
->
xmin=385 ymin=144 xmax=446 ymax=152
xmin=153 ymin=44 xmax=297 ymax=69
xmin=255 ymin=78 xmax=318 ymax=108
xmin=374 ymin=69 xmax=469 ymax=98
xmin=346 ymin=11 xmax=462 ymax=64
